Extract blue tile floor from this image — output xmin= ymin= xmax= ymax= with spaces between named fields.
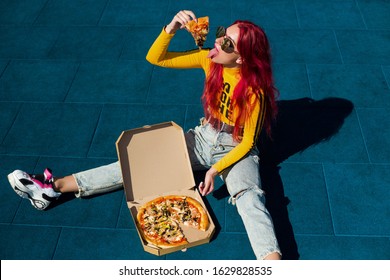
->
xmin=1 ymin=0 xmax=389 ymax=260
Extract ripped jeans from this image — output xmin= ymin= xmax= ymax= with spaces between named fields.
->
xmin=73 ymin=121 xmax=280 ymax=259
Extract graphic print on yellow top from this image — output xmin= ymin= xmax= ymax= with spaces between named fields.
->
xmin=220 ymin=82 xmax=233 ymax=122
xmin=216 ymin=68 xmax=241 ymax=125
xmin=146 ymin=28 xmax=265 ymax=173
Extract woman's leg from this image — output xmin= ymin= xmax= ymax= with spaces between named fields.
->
xmin=8 ymin=161 xmax=124 ymax=210
xmin=68 ymin=161 xmax=123 ymax=198
xmin=221 ymin=154 xmax=281 ymax=260
xmin=53 ymin=175 xmax=78 ymax=193
xmin=9 ymin=128 xmax=201 ymax=210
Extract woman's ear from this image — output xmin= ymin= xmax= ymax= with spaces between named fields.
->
xmin=236 ymin=57 xmax=243 ymax=65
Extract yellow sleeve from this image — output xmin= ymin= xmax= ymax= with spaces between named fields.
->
xmin=146 ymin=28 xmax=209 ymax=70
xmin=212 ymin=93 xmax=266 ymax=173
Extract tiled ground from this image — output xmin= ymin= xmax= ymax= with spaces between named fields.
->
xmin=0 ymin=0 xmax=389 ymax=260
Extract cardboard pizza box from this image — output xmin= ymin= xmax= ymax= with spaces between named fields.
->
xmin=116 ymin=121 xmax=215 ymax=256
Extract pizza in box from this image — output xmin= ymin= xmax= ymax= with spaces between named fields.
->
xmin=136 ymin=195 xmax=210 ymax=248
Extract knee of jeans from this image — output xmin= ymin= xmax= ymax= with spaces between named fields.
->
xmin=228 ymin=185 xmax=264 ymax=205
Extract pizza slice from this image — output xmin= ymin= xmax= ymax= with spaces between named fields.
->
xmin=185 ymin=16 xmax=209 ymax=49
xmin=165 ymin=195 xmax=209 ymax=231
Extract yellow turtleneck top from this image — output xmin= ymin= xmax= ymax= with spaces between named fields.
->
xmin=146 ymin=28 xmax=265 ymax=173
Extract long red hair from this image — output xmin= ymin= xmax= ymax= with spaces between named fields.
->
xmin=202 ymin=20 xmax=278 ymax=140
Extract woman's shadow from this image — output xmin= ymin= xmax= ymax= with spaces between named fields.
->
xmin=212 ymin=97 xmax=354 ymax=259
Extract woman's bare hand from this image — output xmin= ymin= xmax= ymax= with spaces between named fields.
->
xmin=198 ymin=167 xmax=218 ymax=196
xmin=165 ymin=10 xmax=197 ymax=34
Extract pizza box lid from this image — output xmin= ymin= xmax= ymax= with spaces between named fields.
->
xmin=115 ymin=121 xmax=195 ymax=203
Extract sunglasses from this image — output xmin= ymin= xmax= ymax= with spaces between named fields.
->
xmin=216 ymin=26 xmax=239 ymax=54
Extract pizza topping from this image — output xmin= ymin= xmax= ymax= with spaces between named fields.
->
xmin=136 ymin=195 xmax=210 ymax=248
xmin=185 ymin=16 xmax=209 ymax=49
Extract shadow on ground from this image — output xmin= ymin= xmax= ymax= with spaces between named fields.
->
xmin=213 ymin=97 xmax=354 ymax=259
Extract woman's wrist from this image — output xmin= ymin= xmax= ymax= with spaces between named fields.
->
xmin=208 ymin=166 xmax=219 ymax=177
xmin=165 ymin=24 xmax=177 ymax=34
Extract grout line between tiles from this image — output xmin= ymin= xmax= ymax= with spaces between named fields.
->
xmin=321 ymin=163 xmax=336 ymax=236
xmin=62 ymin=61 xmax=81 ymax=102
xmin=183 ymin=105 xmax=189 ymax=130
xmin=96 ymin=0 xmax=111 ymax=26
xmin=51 ymin=227 xmax=64 ymax=260
xmin=114 ymin=192 xmax=125 ymax=229
xmin=117 ymin=27 xmax=128 ymax=61
xmin=354 ymin=0 xmax=368 ymax=30
xmin=381 ymin=65 xmax=390 ymax=90
xmin=354 ymin=108 xmax=372 ymax=164
xmin=46 ymin=25 xmax=66 ymax=59
xmin=145 ymin=65 xmax=156 ymax=104
xmin=293 ymin=0 xmax=302 ymax=29
xmin=0 ymin=102 xmax=22 ymax=145
xmin=0 ymin=59 xmax=11 ymax=78
xmin=31 ymin=0 xmax=51 ymax=26
xmin=304 ymin=64 xmax=314 ymax=99
xmin=9 ymin=198 xmax=23 ymax=225
xmin=294 ymin=232 xmax=390 ymax=238
xmin=9 ymin=222 xmax=138 ymax=232
xmin=86 ymin=105 xmax=105 ymax=158
xmin=332 ymin=30 xmax=345 ymax=65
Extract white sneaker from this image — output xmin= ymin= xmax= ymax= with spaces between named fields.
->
xmin=7 ymin=168 xmax=60 ymax=210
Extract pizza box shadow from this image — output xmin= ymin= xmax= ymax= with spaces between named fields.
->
xmin=211 ymin=97 xmax=354 ymax=260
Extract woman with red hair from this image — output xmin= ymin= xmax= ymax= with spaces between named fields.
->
xmin=7 ymin=10 xmax=281 ymax=260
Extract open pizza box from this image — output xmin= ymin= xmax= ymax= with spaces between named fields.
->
xmin=116 ymin=121 xmax=215 ymax=256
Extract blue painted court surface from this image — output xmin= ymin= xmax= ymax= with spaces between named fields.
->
xmin=0 ymin=0 xmax=389 ymax=260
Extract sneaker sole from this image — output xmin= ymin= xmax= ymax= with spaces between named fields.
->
xmin=7 ymin=172 xmax=49 ymax=210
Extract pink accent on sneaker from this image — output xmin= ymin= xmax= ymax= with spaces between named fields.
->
xmin=30 ymin=178 xmax=49 ymax=189
xmin=44 ymin=168 xmax=53 ymax=181
xmin=31 ymin=169 xmax=54 ymax=189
